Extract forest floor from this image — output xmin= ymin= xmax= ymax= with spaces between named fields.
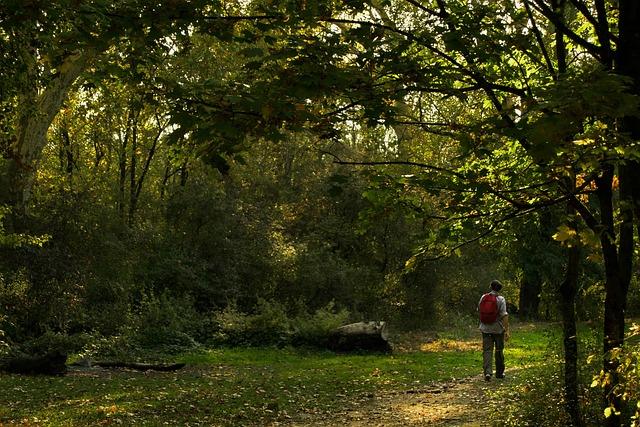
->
xmin=283 ymin=330 xmax=512 ymax=426
xmin=0 ymin=325 xmax=555 ymax=426
xmin=290 ymin=374 xmax=495 ymax=426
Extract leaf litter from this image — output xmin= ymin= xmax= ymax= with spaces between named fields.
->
xmin=283 ymin=375 xmax=501 ymax=426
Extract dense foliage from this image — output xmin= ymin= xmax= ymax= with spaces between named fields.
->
xmin=2 ymin=0 xmax=640 ymax=425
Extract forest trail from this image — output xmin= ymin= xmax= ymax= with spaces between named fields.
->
xmin=284 ymin=332 xmax=503 ymax=426
xmin=290 ymin=374 xmax=499 ymax=426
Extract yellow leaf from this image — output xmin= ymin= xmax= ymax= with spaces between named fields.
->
xmin=574 ymin=138 xmax=594 ymax=146
xmin=405 ymin=256 xmax=416 ymax=269
xmin=552 ymin=225 xmax=577 ymax=242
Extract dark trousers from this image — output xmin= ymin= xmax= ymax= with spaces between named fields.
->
xmin=482 ymin=333 xmax=505 ymax=377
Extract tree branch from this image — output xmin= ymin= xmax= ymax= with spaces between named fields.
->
xmin=201 ymin=14 xmax=280 ymax=21
xmin=593 ymin=0 xmax=614 ymax=66
xmin=324 ymin=152 xmax=466 ymax=178
xmin=524 ymin=0 xmax=556 ymax=77
xmin=399 ymin=0 xmax=444 ymax=18
xmin=529 ymin=0 xmax=602 ymax=59
xmin=566 ymin=0 xmax=599 ymax=30
xmin=422 ymin=205 xmax=540 ymax=261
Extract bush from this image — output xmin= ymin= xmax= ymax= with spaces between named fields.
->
xmin=82 ymin=291 xmax=206 ymax=360
xmin=293 ymin=302 xmax=350 ymax=346
xmin=212 ymin=300 xmax=350 ymax=347
xmin=489 ymin=326 xmax=603 ymax=426
xmin=127 ymin=292 xmax=202 ymax=353
xmin=591 ymin=323 xmax=640 ymax=426
xmin=490 ymin=361 xmax=571 ymax=426
xmin=18 ymin=330 xmax=91 ymax=356
xmin=75 ymin=332 xmax=143 ymax=361
xmin=0 ymin=314 xmax=8 ymax=357
xmin=211 ymin=299 xmax=292 ymax=346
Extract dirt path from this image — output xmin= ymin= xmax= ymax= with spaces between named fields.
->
xmin=290 ymin=374 xmax=500 ymax=426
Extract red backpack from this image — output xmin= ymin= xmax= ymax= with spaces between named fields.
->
xmin=479 ymin=293 xmax=499 ymax=324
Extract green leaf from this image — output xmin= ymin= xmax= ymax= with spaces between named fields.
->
xmin=239 ymin=47 xmax=265 ymax=58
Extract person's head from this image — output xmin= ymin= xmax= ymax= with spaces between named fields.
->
xmin=490 ymin=280 xmax=503 ymax=292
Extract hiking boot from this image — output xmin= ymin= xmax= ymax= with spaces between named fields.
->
xmin=496 ymin=374 xmax=505 ymax=379
xmin=484 ymin=374 xmax=491 ymax=381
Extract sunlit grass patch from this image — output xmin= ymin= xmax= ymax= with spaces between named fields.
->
xmin=420 ymin=338 xmax=481 ymax=352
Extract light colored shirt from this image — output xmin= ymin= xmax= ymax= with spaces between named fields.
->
xmin=478 ymin=291 xmax=508 ymax=334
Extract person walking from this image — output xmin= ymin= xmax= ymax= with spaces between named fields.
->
xmin=478 ymin=279 xmax=510 ymax=381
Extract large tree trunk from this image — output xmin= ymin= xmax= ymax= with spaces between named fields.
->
xmin=560 ymin=246 xmax=581 ymax=427
xmin=600 ymin=2 xmax=640 ymax=424
xmin=0 ymin=49 xmax=93 ymax=229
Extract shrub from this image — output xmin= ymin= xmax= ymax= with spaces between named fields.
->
xmin=484 ymin=325 xmax=606 ymax=427
xmin=77 ymin=292 xmax=207 ymax=360
xmin=18 ymin=330 xmax=91 ymax=355
xmin=211 ymin=299 xmax=292 ymax=346
xmin=591 ymin=323 xmax=640 ymax=426
xmin=0 ymin=314 xmax=8 ymax=357
xmin=293 ymin=302 xmax=350 ymax=346
xmin=212 ymin=300 xmax=350 ymax=347
xmin=490 ymin=361 xmax=571 ymax=426
xmin=74 ymin=332 xmax=142 ymax=361
xmin=128 ymin=292 xmax=201 ymax=353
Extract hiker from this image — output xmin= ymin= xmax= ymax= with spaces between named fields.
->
xmin=478 ymin=279 xmax=510 ymax=381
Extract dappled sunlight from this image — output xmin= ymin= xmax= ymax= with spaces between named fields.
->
xmin=392 ymin=399 xmax=482 ymax=426
xmin=393 ymin=331 xmax=482 ymax=353
xmin=419 ymin=339 xmax=481 ymax=353
xmin=320 ymin=378 xmax=493 ymax=426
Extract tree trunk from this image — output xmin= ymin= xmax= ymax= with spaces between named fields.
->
xmin=595 ymin=165 xmax=631 ymax=427
xmin=118 ymin=106 xmax=136 ymax=220
xmin=599 ymin=3 xmax=640 ymax=423
xmin=128 ymin=109 xmax=139 ymax=226
xmin=551 ymin=9 xmax=582 ymax=425
xmin=518 ymin=276 xmax=541 ymax=320
xmin=59 ymin=122 xmax=75 ymax=188
xmin=90 ymin=361 xmax=185 ymax=372
xmin=559 ymin=203 xmax=582 ymax=427
xmin=0 ymin=49 xmax=93 ymax=228
xmin=129 ymin=116 xmax=163 ymax=225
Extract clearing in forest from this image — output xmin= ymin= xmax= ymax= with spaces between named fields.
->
xmin=0 ymin=324 xmax=551 ymax=426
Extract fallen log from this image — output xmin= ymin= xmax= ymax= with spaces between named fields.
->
xmin=91 ymin=361 xmax=186 ymax=371
xmin=0 ymin=351 xmax=67 ymax=375
xmin=327 ymin=321 xmax=392 ymax=353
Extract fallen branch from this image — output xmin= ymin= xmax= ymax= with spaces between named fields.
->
xmin=94 ymin=361 xmax=186 ymax=371
xmin=72 ymin=359 xmax=186 ymax=372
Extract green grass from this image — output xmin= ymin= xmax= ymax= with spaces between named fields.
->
xmin=0 ymin=323 xmax=557 ymax=426
xmin=485 ymin=321 xmax=609 ymax=426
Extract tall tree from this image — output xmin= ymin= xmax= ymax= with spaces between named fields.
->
xmin=0 ymin=0 xmax=211 ymax=226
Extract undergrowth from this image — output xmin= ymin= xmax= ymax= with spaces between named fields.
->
xmin=488 ymin=322 xmax=605 ymax=426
